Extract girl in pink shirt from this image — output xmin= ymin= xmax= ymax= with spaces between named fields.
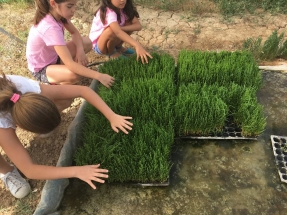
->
xmin=26 ymin=0 xmax=114 ymax=87
xmin=89 ymin=0 xmax=152 ymax=63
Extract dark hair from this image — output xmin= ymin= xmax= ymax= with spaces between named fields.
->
xmin=97 ymin=0 xmax=139 ymax=24
xmin=33 ymin=0 xmax=68 ymax=25
xmin=0 ymin=72 xmax=61 ymax=134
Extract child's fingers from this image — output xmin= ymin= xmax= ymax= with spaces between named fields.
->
xmin=108 ymin=82 xmax=113 ymax=87
xmin=112 ymin=126 xmax=119 ymax=133
xmin=119 ymin=126 xmax=129 ymax=134
xmin=124 ymin=120 xmax=133 ymax=126
xmin=144 ymin=55 xmax=149 ymax=64
xmin=123 ymin=124 xmax=133 ymax=131
xmin=140 ymin=55 xmax=145 ymax=64
xmin=83 ymin=59 xmax=88 ymax=66
xmin=87 ymin=181 xmax=96 ymax=189
xmin=141 ymin=55 xmax=148 ymax=64
xmin=123 ymin=116 xmax=133 ymax=121
xmin=91 ymin=177 xmax=105 ymax=184
xmin=91 ymin=164 xmax=101 ymax=168
xmin=104 ymin=83 xmax=111 ymax=88
xmin=147 ymin=52 xmax=153 ymax=59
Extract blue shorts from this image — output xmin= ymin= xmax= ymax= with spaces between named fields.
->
xmin=93 ymin=43 xmax=104 ymax=55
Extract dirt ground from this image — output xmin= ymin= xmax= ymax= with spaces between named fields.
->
xmin=1 ymin=1 xmax=287 ymax=214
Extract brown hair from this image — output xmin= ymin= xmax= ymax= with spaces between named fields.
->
xmin=0 ymin=72 xmax=61 ymax=134
xmin=33 ymin=0 xmax=68 ymax=25
xmin=97 ymin=0 xmax=139 ymax=24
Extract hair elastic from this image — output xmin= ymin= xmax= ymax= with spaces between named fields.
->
xmin=10 ymin=93 xmax=20 ymax=103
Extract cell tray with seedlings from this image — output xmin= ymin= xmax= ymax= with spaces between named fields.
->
xmin=179 ymin=126 xmax=257 ymax=140
xmin=175 ymin=50 xmax=266 ymax=139
xmin=74 ymin=53 xmax=175 ymax=185
xmin=75 ymin=51 xmax=266 ymax=185
xmin=270 ymin=135 xmax=287 ymax=183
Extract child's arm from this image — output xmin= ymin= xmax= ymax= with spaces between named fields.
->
xmin=109 ymin=22 xmax=152 ymax=64
xmin=54 ymin=45 xmax=113 ymax=88
xmin=0 ymin=128 xmax=108 ymax=189
xmin=40 ymin=84 xmax=133 ymax=134
xmin=64 ymin=20 xmax=88 ymax=66
xmin=120 ymin=17 xmax=142 ymax=32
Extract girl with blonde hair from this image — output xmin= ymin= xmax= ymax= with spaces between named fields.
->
xmin=0 ymin=72 xmax=132 ymax=198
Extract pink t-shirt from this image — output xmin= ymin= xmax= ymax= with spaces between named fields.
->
xmin=89 ymin=8 xmax=127 ymax=48
xmin=26 ymin=14 xmax=66 ymax=73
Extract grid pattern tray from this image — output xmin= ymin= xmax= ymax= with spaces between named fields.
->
xmin=178 ymin=126 xmax=257 ymax=140
xmin=270 ymin=135 xmax=287 ymax=183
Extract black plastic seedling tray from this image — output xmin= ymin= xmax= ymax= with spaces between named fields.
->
xmin=131 ymin=179 xmax=169 ymax=187
xmin=270 ymin=135 xmax=287 ymax=183
xmin=178 ymin=126 xmax=257 ymax=140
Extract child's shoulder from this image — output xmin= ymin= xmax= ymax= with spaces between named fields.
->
xmin=8 ymin=75 xmax=41 ymax=94
xmin=7 ymin=75 xmax=34 ymax=85
xmin=106 ymin=7 xmax=117 ymax=14
xmin=36 ymin=15 xmax=55 ymax=27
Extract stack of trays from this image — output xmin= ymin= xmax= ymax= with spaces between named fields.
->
xmin=270 ymin=135 xmax=287 ymax=182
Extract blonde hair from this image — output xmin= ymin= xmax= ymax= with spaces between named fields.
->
xmin=0 ymin=72 xmax=61 ymax=134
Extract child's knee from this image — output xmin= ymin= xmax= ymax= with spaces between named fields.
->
xmin=103 ymin=27 xmax=117 ymax=39
xmin=68 ymin=73 xmax=81 ymax=84
xmin=83 ymin=37 xmax=92 ymax=53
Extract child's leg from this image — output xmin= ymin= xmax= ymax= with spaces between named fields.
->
xmin=97 ymin=27 xmax=123 ymax=58
xmin=44 ymin=37 xmax=91 ymax=85
xmin=0 ymin=155 xmax=13 ymax=174
xmin=116 ymin=21 xmax=134 ymax=52
xmin=66 ymin=36 xmax=92 ymax=58
xmin=0 ymin=154 xmax=31 ymax=198
xmin=45 ymin=64 xmax=81 ymax=85
xmin=115 ymin=31 xmax=133 ymax=53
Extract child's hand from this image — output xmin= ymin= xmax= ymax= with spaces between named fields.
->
xmin=76 ymin=164 xmax=108 ymax=189
xmin=110 ymin=114 xmax=133 ymax=134
xmin=135 ymin=44 xmax=153 ymax=64
xmin=75 ymin=50 xmax=89 ymax=66
xmin=98 ymin=73 xmax=115 ymax=88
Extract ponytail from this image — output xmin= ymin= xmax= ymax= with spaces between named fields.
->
xmin=0 ymin=72 xmax=61 ymax=134
xmin=33 ymin=0 xmax=50 ymax=25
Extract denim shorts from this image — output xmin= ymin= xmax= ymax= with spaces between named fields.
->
xmin=31 ymin=57 xmax=61 ymax=84
xmin=93 ymin=43 xmax=104 ymax=55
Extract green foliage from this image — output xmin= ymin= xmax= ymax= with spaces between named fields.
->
xmin=177 ymin=50 xmax=262 ymax=89
xmin=75 ymin=53 xmax=175 ymax=183
xmin=175 ymin=84 xmax=228 ymax=136
xmin=211 ymin=0 xmax=287 ymax=16
xmin=135 ymin=0 xmax=287 ymax=16
xmin=261 ymin=30 xmax=285 ymax=60
xmin=242 ymin=30 xmax=287 ymax=61
xmin=0 ymin=0 xmax=32 ymax=4
xmin=76 ymin=51 xmax=266 ymax=183
xmin=234 ymin=89 xmax=266 ymax=136
xmin=98 ymin=52 xmax=175 ymax=81
xmin=176 ymin=50 xmax=265 ymax=136
xmin=242 ymin=37 xmax=263 ymax=61
xmin=135 ymin=0 xmax=188 ymax=11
